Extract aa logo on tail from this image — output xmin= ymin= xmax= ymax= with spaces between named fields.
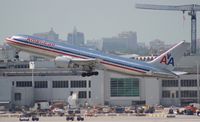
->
xmin=160 ymin=53 xmax=174 ymax=66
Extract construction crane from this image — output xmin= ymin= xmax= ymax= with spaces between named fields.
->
xmin=135 ymin=4 xmax=200 ymax=54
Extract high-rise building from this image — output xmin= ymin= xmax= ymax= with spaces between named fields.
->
xmin=149 ymin=39 xmax=165 ymax=50
xmin=102 ymin=31 xmax=138 ymax=54
xmin=33 ymin=28 xmax=59 ymax=41
xmin=67 ymin=27 xmax=85 ymax=46
xmin=149 ymin=39 xmax=166 ymax=55
xmin=31 ymin=28 xmax=60 ymax=60
xmin=85 ymin=39 xmax=103 ymax=50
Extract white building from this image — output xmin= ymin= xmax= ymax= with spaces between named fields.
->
xmin=0 ymin=47 xmax=200 ymax=108
xmin=0 ymin=60 xmax=161 ymax=108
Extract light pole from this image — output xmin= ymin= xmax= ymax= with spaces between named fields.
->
xmin=29 ymin=61 xmax=35 ymax=105
xmin=197 ymin=62 xmax=200 ymax=104
xmin=29 ymin=61 xmax=35 ymax=84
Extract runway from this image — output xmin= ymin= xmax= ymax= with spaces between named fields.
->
xmin=1 ymin=115 xmax=200 ymax=122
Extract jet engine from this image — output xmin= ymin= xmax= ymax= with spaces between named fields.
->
xmin=54 ymin=56 xmax=72 ymax=68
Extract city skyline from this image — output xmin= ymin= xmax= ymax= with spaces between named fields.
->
xmin=29 ymin=28 xmax=182 ymax=56
xmin=0 ymin=0 xmax=200 ymax=45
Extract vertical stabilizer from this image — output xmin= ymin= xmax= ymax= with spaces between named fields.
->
xmin=148 ymin=41 xmax=189 ymax=71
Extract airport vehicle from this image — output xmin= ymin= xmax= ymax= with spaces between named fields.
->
xmin=32 ymin=115 xmax=39 ymax=121
xmin=167 ymin=108 xmax=176 ymax=118
xmin=66 ymin=115 xmax=75 ymax=121
xmin=115 ymin=107 xmax=125 ymax=113
xmin=6 ymin=35 xmax=189 ymax=78
xmin=19 ymin=114 xmax=30 ymax=121
xmin=33 ymin=101 xmax=49 ymax=110
xmin=197 ymin=110 xmax=200 ymax=116
xmin=77 ymin=115 xmax=84 ymax=121
xmin=184 ymin=105 xmax=197 ymax=115
xmin=52 ymin=108 xmax=65 ymax=116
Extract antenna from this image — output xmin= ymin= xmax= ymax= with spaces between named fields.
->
xmin=135 ymin=4 xmax=200 ymax=54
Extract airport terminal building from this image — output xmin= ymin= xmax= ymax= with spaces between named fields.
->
xmin=0 ymin=60 xmax=155 ymax=107
xmin=0 ymin=48 xmax=200 ymax=108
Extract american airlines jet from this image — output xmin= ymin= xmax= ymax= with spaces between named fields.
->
xmin=5 ymin=35 xmax=189 ymax=78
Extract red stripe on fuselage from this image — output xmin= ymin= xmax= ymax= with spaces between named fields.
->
xmin=6 ymin=38 xmax=146 ymax=74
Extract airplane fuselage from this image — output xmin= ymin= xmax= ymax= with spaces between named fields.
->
xmin=6 ymin=35 xmax=175 ymax=77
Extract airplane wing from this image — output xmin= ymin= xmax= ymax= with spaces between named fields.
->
xmin=68 ymin=58 xmax=99 ymax=71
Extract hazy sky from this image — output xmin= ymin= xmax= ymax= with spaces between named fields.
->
xmin=0 ymin=0 xmax=200 ymax=45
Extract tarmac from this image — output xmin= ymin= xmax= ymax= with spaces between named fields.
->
xmin=0 ymin=115 xmax=200 ymax=122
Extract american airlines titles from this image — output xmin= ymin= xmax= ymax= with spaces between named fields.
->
xmin=27 ymin=38 xmax=55 ymax=47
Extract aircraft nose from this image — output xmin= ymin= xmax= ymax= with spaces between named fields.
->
xmin=10 ymin=35 xmax=27 ymax=41
xmin=5 ymin=36 xmax=11 ymax=40
xmin=5 ymin=35 xmax=25 ymax=44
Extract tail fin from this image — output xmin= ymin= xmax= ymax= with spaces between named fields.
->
xmin=148 ymin=41 xmax=189 ymax=71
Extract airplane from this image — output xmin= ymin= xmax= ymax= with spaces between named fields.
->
xmin=5 ymin=35 xmax=189 ymax=78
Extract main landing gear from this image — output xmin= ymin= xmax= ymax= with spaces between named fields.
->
xmin=14 ymin=52 xmax=19 ymax=61
xmin=81 ymin=71 xmax=99 ymax=77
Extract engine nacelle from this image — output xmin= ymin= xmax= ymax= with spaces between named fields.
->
xmin=54 ymin=56 xmax=72 ymax=68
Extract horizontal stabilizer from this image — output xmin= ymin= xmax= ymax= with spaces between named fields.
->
xmin=172 ymin=71 xmax=188 ymax=75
